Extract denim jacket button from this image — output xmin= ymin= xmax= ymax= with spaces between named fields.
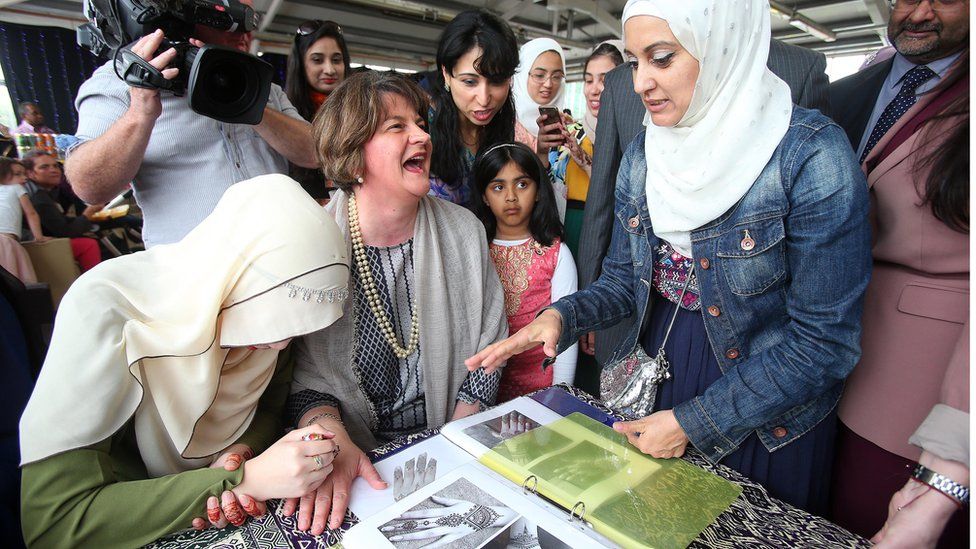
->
xmin=699 ymin=257 xmax=710 ymax=270
xmin=628 ymin=216 xmax=640 ymax=228
xmin=740 ymin=229 xmax=756 ymax=251
xmin=707 ymin=306 xmax=721 ymax=317
xmin=725 ymin=348 xmax=740 ymax=359
xmin=772 ymin=426 xmax=788 ymax=438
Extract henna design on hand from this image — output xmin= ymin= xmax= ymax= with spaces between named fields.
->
xmin=224 ymin=453 xmax=243 ymax=470
xmin=206 ymin=499 xmax=221 ymax=524
xmin=241 ymin=494 xmax=262 ymax=517
xmin=222 ymin=497 xmax=246 ymax=526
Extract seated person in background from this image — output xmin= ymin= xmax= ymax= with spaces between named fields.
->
xmin=12 ymin=102 xmax=55 ymax=135
xmin=0 ymin=158 xmax=48 ymax=283
xmin=286 ymin=71 xmax=508 ymax=535
xmin=66 ymin=0 xmax=317 ymax=248
xmin=20 ymin=176 xmax=350 ymax=548
xmin=21 ymin=151 xmax=102 ymax=271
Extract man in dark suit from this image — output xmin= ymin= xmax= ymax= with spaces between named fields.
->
xmin=830 ymin=0 xmax=967 ymax=158
xmin=574 ymin=39 xmax=830 ymax=394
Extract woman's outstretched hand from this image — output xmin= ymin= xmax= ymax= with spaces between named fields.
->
xmin=465 ymin=309 xmax=563 ymax=374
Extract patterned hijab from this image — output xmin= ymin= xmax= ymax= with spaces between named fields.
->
xmin=623 ymin=0 xmax=792 ymax=255
xmin=21 ymin=175 xmax=350 ymax=476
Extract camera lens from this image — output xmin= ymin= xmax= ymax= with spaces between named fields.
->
xmin=186 ymin=44 xmax=273 ymax=125
xmin=205 ymin=63 xmax=247 ymax=104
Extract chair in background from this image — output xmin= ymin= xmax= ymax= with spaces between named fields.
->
xmin=0 ymin=266 xmax=51 ymax=378
xmin=21 ymin=238 xmax=80 ymax=310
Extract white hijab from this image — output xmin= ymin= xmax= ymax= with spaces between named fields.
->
xmin=513 ymin=38 xmax=567 ymax=136
xmin=623 ymin=0 xmax=792 ymax=255
xmin=21 ymin=175 xmax=350 ymax=476
xmin=582 ymin=39 xmax=626 ymax=142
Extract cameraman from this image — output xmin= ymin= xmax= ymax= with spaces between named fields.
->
xmin=66 ymin=0 xmax=317 ymax=247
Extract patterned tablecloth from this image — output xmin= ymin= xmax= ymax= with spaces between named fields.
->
xmin=147 ymin=386 xmax=870 ymax=549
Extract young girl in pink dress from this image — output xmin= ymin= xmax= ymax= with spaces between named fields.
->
xmin=473 ymin=142 xmax=578 ymax=402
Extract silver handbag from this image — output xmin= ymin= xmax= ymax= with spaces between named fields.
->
xmin=600 ymin=266 xmax=695 ymax=418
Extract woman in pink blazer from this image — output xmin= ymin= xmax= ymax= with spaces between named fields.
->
xmin=831 ymin=56 xmax=969 ymax=548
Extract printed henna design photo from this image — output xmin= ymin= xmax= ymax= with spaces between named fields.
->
xmin=379 ymin=477 xmax=518 ymax=548
xmin=393 ymin=452 xmax=438 ymax=501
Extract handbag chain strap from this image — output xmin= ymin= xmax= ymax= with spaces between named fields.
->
xmin=656 ymin=265 xmax=696 ymax=353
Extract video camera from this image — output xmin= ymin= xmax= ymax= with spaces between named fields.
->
xmin=78 ymin=0 xmax=273 ymax=124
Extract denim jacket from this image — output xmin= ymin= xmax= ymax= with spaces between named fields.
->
xmin=551 ymin=107 xmax=871 ymax=463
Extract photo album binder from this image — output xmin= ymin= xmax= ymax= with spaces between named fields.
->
xmin=345 ymin=392 xmax=741 ymax=549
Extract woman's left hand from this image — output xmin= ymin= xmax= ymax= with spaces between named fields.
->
xmin=191 ymin=444 xmax=265 ymax=530
xmin=612 ymin=410 xmax=690 ymax=459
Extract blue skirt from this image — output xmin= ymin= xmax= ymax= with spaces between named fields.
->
xmin=643 ymin=295 xmax=836 ymax=515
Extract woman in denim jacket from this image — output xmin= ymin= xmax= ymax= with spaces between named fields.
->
xmin=468 ymin=0 xmax=871 ymax=514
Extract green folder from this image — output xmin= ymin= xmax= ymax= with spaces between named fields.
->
xmin=479 ymin=413 xmax=742 ymax=549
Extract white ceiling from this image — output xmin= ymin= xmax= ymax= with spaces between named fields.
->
xmin=0 ymin=0 xmax=892 ymax=73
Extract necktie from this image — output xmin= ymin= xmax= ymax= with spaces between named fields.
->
xmin=860 ymin=65 xmax=937 ymax=163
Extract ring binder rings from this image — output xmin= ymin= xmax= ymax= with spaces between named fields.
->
xmin=521 ymin=475 xmax=538 ymax=495
xmin=569 ymin=501 xmax=586 ymax=523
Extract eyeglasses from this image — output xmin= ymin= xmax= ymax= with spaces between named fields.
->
xmin=296 ymin=20 xmax=343 ymax=36
xmin=529 ymin=71 xmax=565 ymax=85
xmin=890 ymin=0 xmax=966 ymax=12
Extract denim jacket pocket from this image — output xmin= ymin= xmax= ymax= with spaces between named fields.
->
xmin=716 ymin=216 xmax=787 ymax=296
xmin=615 ymin=199 xmax=649 ymax=267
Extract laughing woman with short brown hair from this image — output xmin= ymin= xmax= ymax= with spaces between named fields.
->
xmin=283 ymin=71 xmax=508 ymax=535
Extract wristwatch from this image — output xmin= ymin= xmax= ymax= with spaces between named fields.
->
xmin=912 ymin=464 xmax=970 ymax=507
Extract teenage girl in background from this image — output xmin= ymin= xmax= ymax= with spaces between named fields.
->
xmin=473 ymin=143 xmax=577 ymax=401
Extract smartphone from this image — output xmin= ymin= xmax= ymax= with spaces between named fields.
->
xmin=538 ymin=106 xmax=562 ymax=132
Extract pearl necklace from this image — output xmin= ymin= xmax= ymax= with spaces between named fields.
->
xmin=347 ymin=193 xmax=420 ymax=359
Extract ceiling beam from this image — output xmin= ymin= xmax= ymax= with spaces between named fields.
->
xmin=257 ymin=0 xmax=285 ymax=32
xmin=860 ymin=0 xmax=892 ymax=42
xmin=496 ymin=0 xmax=532 ymax=21
xmin=546 ymin=0 xmax=621 ymax=38
xmin=769 ymin=1 xmax=836 ymax=42
xmin=0 ymin=5 xmax=84 ymax=30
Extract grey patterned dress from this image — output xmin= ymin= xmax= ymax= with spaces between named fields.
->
xmin=289 ymin=239 xmax=498 ymax=443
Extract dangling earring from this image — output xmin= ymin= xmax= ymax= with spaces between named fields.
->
xmin=444 ymin=82 xmax=450 ymax=92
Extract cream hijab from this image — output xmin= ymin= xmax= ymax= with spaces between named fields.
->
xmin=623 ymin=0 xmax=792 ymax=255
xmin=513 ymin=37 xmax=567 ymax=136
xmin=20 ymin=175 xmax=349 ymax=477
xmin=582 ymin=39 xmax=626 ymax=142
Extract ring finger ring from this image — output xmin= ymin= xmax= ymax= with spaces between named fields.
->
xmin=302 ymin=433 xmax=326 ymax=442
xmin=312 ymin=454 xmax=324 ymax=470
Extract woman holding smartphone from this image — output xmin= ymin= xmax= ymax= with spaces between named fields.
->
xmin=513 ymin=38 xmax=568 ymax=160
